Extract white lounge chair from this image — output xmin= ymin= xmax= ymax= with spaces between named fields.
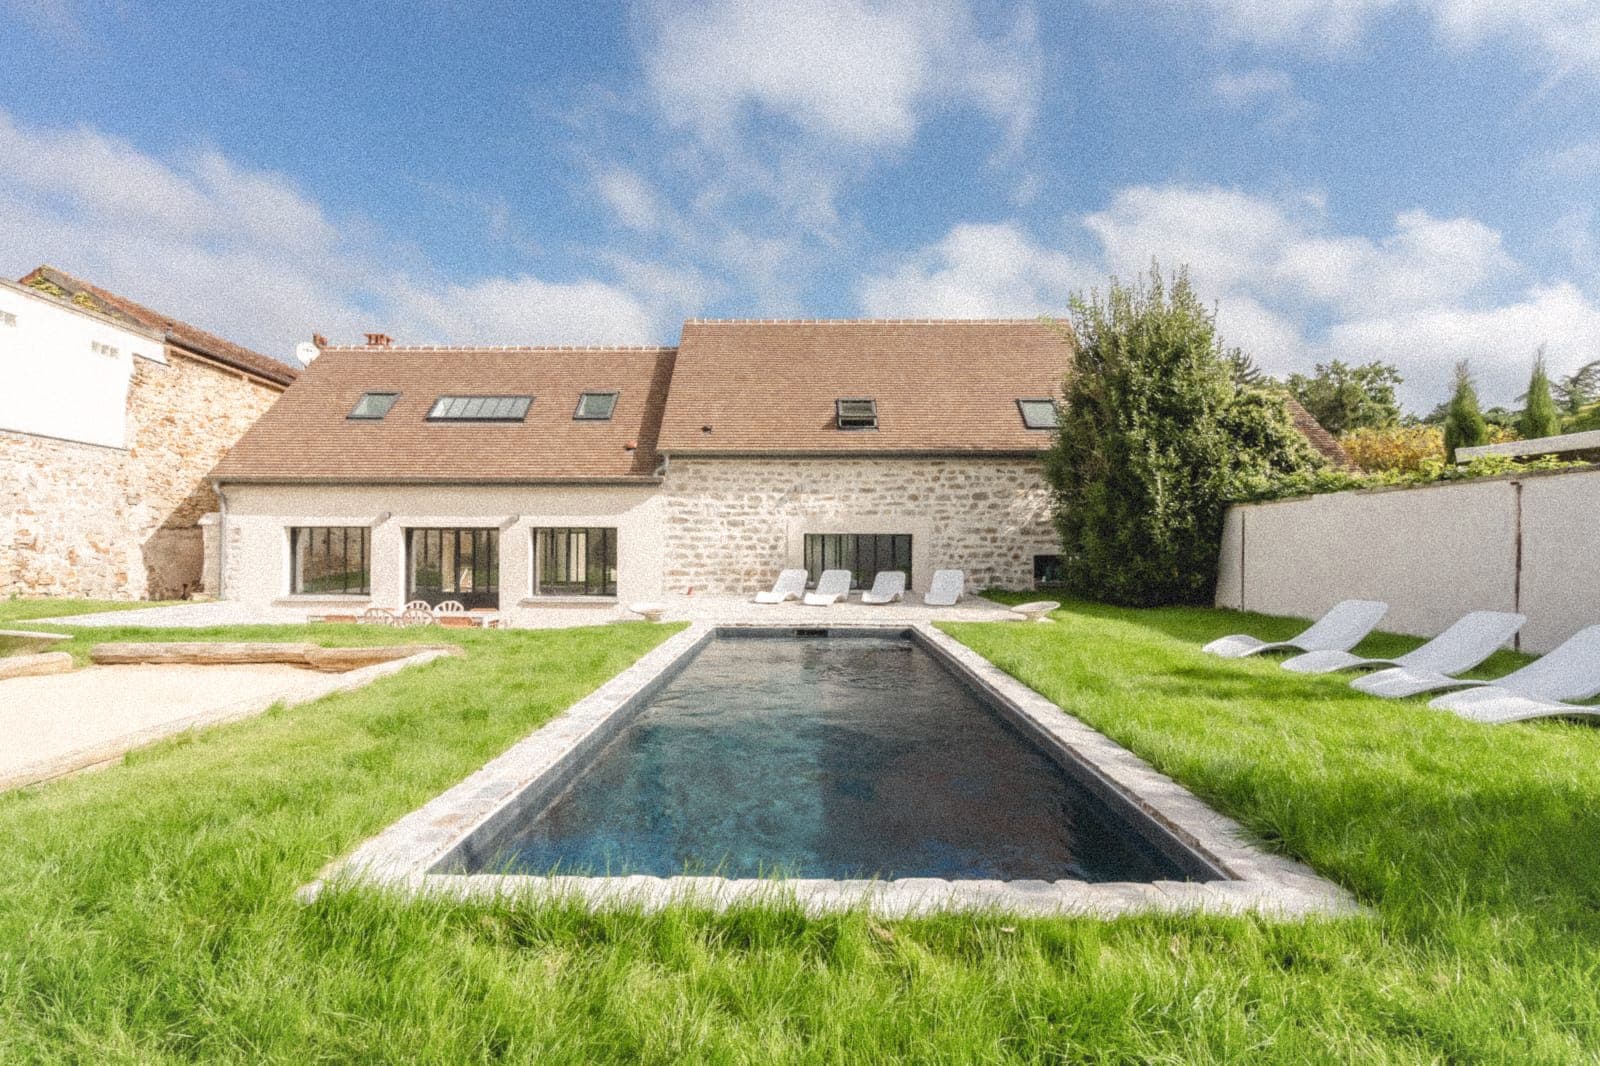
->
xmin=754 ymin=569 xmax=808 ymax=604
xmin=1426 ymin=625 xmax=1600 ymax=723
xmin=923 ymin=569 xmax=964 ymax=607
xmin=1202 ymin=600 xmax=1389 ymax=659
xmin=860 ymin=571 xmax=906 ymax=605
xmin=803 ymin=569 xmax=852 ymax=606
xmin=1283 ymin=610 xmax=1525 ymax=675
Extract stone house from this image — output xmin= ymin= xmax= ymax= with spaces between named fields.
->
xmin=209 ymin=319 xmax=1347 ymax=621
xmin=1 ymin=266 xmax=298 ymax=600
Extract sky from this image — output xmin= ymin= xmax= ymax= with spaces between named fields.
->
xmin=1 ymin=0 xmax=1597 ymax=412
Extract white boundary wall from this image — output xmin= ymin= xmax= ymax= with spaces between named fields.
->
xmin=1216 ymin=466 xmax=1600 ymax=653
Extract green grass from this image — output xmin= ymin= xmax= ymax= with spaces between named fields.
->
xmin=0 ymin=597 xmax=177 ymax=624
xmin=2 ymin=605 xmax=1599 ymax=1061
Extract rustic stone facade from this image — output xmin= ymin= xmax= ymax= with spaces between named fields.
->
xmin=658 ymin=456 xmax=1059 ymax=594
xmin=1 ymin=351 xmax=284 ymax=600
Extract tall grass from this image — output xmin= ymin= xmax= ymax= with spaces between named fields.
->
xmin=0 ymin=606 xmax=1597 ymax=1060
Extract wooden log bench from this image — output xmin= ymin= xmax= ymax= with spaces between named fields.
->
xmin=88 ymin=643 xmax=464 ymax=673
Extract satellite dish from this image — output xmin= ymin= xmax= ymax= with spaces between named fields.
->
xmin=294 ymin=341 xmax=320 ymax=365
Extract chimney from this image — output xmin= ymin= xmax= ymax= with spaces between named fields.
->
xmin=312 ymin=332 xmax=328 ymax=347
xmin=364 ymin=332 xmax=393 ymax=347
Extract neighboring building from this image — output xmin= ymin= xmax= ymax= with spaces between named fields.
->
xmin=210 ymin=319 xmax=1349 ymax=620
xmin=1 ymin=266 xmax=298 ymax=600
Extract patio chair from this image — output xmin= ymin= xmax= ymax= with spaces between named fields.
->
xmin=754 ymin=569 xmax=808 ymax=604
xmin=923 ymin=569 xmax=965 ymax=607
xmin=1421 ymin=625 xmax=1600 ymax=723
xmin=1282 ymin=610 xmax=1525 ymax=675
xmin=404 ymin=599 xmax=433 ymax=612
xmin=803 ymin=569 xmax=852 ymax=607
xmin=434 ymin=600 xmax=466 ymax=614
xmin=359 ymin=607 xmax=396 ymax=626
xmin=860 ymin=571 xmax=906 ymax=605
xmin=1202 ymin=599 xmax=1389 ymax=659
xmin=398 ymin=608 xmax=436 ymax=627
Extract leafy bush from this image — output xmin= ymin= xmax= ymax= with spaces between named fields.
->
xmin=1236 ymin=453 xmax=1590 ymax=503
xmin=1044 ymin=267 xmax=1319 ymax=606
xmin=1519 ymin=352 xmax=1562 ymax=441
xmin=1340 ymin=424 xmax=1444 ymax=473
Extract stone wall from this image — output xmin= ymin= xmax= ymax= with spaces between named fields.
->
xmin=658 ymin=456 xmax=1058 ymax=594
xmin=1 ymin=350 xmax=284 ymax=600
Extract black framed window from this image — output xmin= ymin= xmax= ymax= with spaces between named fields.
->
xmin=534 ymin=527 xmax=618 ymax=596
xmin=1017 ymin=398 xmax=1059 ymax=430
xmin=835 ymin=398 xmax=878 ymax=430
xmin=290 ymin=526 xmax=370 ymax=595
xmin=574 ymin=391 xmax=618 ymax=420
xmin=1034 ymin=554 xmax=1066 ymax=588
xmin=426 ymin=395 xmax=532 ymax=422
xmin=348 ymin=392 xmax=400 ymax=420
xmin=803 ymin=533 xmax=911 ymax=590
xmin=406 ymin=528 xmax=499 ymax=608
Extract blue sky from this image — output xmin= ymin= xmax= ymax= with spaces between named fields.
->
xmin=2 ymin=0 xmax=1597 ymax=410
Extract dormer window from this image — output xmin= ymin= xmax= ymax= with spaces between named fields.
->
xmin=427 ymin=395 xmax=533 ymax=422
xmin=348 ymin=392 xmax=400 ymax=420
xmin=574 ymin=391 xmax=618 ymax=420
xmin=836 ymin=398 xmax=878 ymax=431
xmin=1017 ymin=398 xmax=1059 ymax=430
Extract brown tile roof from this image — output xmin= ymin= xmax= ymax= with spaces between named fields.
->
xmin=1283 ymin=396 xmax=1357 ymax=470
xmin=210 ymin=345 xmax=676 ymax=483
xmin=657 ymin=319 xmax=1074 ymax=455
xmin=18 ymin=265 xmax=299 ymax=387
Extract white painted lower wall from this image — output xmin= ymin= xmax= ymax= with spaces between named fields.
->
xmin=1217 ymin=467 xmax=1600 ymax=652
xmin=218 ymin=483 xmax=664 ymax=622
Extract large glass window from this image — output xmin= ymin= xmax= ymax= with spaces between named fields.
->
xmin=803 ymin=533 xmax=911 ymax=590
xmin=348 ymin=392 xmax=400 ymax=419
xmin=534 ymin=527 xmax=618 ymax=596
xmin=574 ymin=391 xmax=618 ymax=420
xmin=290 ymin=526 xmax=370 ymax=595
xmin=426 ymin=395 xmax=532 ymax=422
xmin=407 ymin=528 xmax=499 ymax=608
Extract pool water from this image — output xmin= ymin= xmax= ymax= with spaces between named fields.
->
xmin=466 ymin=635 xmax=1190 ymax=882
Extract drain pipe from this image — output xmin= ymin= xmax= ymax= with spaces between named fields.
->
xmin=211 ymin=479 xmax=229 ymax=600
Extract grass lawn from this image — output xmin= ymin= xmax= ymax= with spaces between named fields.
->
xmin=1 ymin=604 xmax=1598 ymax=1060
xmin=0 ymin=598 xmax=178 ymax=625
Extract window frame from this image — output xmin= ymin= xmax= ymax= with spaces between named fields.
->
xmin=425 ymin=395 xmax=534 ymax=423
xmin=289 ymin=526 xmax=371 ymax=596
xmin=1033 ymin=553 xmax=1066 ymax=589
xmin=1017 ymin=398 xmax=1059 ymax=430
xmin=573 ymin=391 xmax=619 ymax=421
xmin=347 ymin=391 xmax=401 ymax=420
xmin=405 ymin=527 xmax=500 ymax=608
xmin=835 ymin=398 xmax=878 ymax=431
xmin=803 ymin=532 xmax=912 ymax=590
xmin=532 ymin=527 xmax=619 ymax=597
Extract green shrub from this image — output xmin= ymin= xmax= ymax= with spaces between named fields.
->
xmin=1518 ymin=351 xmax=1562 ymax=441
xmin=1443 ymin=360 xmax=1490 ymax=461
xmin=1044 ymin=266 xmax=1319 ymax=606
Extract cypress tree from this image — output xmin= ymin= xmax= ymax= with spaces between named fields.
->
xmin=1518 ymin=350 xmax=1562 ymax=441
xmin=1443 ymin=360 xmax=1489 ymax=462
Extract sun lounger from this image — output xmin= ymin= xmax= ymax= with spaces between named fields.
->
xmin=803 ymin=569 xmax=852 ymax=606
xmin=923 ymin=569 xmax=964 ymax=607
xmin=754 ymin=569 xmax=808 ymax=604
xmin=860 ymin=571 xmax=906 ymax=605
xmin=1283 ymin=610 xmax=1524 ymax=675
xmin=1426 ymin=625 xmax=1600 ymax=723
xmin=1202 ymin=600 xmax=1388 ymax=659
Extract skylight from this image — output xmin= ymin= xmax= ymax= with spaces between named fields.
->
xmin=836 ymin=398 xmax=878 ymax=430
xmin=1017 ymin=399 xmax=1059 ymax=430
xmin=427 ymin=395 xmax=532 ymax=422
xmin=574 ymin=391 xmax=618 ymax=420
xmin=348 ymin=392 xmax=400 ymax=420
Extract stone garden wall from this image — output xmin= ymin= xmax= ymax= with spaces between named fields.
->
xmin=1 ymin=351 xmax=284 ymax=600
xmin=658 ymin=456 xmax=1058 ymax=595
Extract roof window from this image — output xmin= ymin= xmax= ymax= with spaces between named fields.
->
xmin=836 ymin=398 xmax=878 ymax=431
xmin=348 ymin=392 xmax=400 ymax=420
xmin=426 ymin=395 xmax=532 ymax=422
xmin=574 ymin=391 xmax=619 ymax=420
xmin=1017 ymin=398 xmax=1059 ymax=430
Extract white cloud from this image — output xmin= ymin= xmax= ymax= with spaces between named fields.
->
xmin=596 ymin=167 xmax=665 ymax=232
xmin=857 ymin=222 xmax=1096 ymax=317
xmin=1161 ymin=0 xmax=1600 ymax=78
xmin=861 ymin=184 xmax=1600 ymax=409
xmin=0 ymin=110 xmax=685 ymax=359
xmin=639 ymin=0 xmax=1041 ymax=147
xmin=1211 ymin=67 xmax=1313 ymax=127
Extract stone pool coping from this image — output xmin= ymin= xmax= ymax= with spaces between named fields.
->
xmin=304 ymin=623 xmax=1362 ymax=919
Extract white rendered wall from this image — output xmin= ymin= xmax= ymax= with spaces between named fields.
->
xmin=1217 ymin=468 xmax=1600 ymax=653
xmin=218 ymin=482 xmax=665 ymax=619
xmin=0 ymin=282 xmax=166 ymax=449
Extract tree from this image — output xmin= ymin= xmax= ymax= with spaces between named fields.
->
xmin=1555 ymin=358 xmax=1600 ymax=416
xmin=1285 ymin=360 xmax=1402 ymax=436
xmin=1044 ymin=266 xmax=1320 ymax=607
xmin=1518 ymin=349 xmax=1562 ymax=441
xmin=1442 ymin=360 xmax=1489 ymax=461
